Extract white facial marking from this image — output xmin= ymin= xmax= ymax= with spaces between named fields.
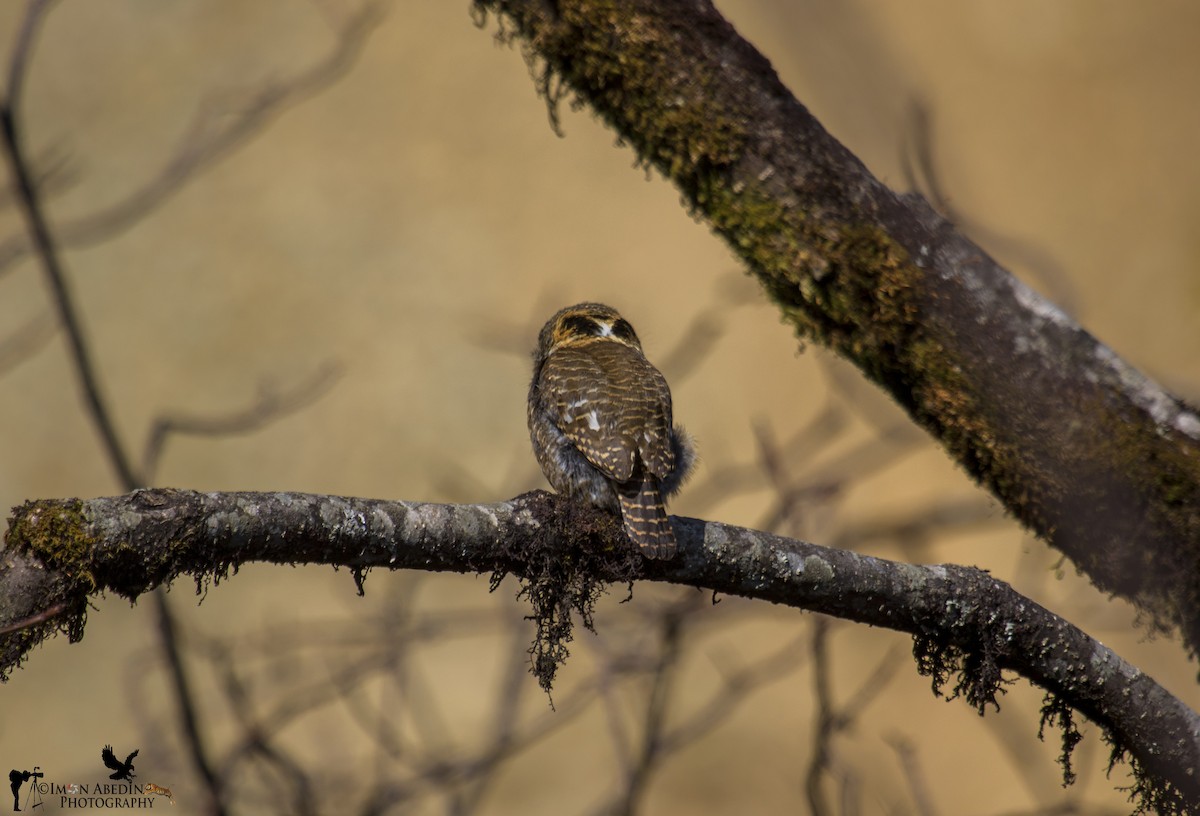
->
xmin=587 ymin=410 xmax=601 ymax=430
xmin=597 ymin=321 xmax=613 ymax=337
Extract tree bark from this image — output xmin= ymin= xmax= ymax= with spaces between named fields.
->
xmin=471 ymin=0 xmax=1200 ymax=659
xmin=2 ymin=489 xmax=1198 ymax=808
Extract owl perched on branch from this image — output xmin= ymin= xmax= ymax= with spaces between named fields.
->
xmin=528 ymin=303 xmax=695 ymax=559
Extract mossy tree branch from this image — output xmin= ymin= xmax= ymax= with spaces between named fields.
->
xmin=2 ymin=489 xmax=1198 ymax=810
xmin=470 ymin=0 xmax=1200 ymax=659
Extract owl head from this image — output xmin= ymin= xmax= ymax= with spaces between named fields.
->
xmin=534 ymin=302 xmax=643 ymax=364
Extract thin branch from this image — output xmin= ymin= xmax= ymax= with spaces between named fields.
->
xmin=607 ymin=598 xmax=691 ymax=816
xmin=899 ymin=100 xmax=1079 ymax=318
xmin=805 ymin=618 xmax=835 ymax=816
xmin=0 ymin=8 xmax=138 ymax=488
xmin=453 ymin=601 xmax=535 ymax=815
xmin=152 ymin=590 xmax=226 ymax=816
xmin=884 ymin=734 xmax=939 ymax=816
xmin=659 ymin=632 xmax=808 ymax=752
xmin=0 ymin=138 xmax=73 ymax=212
xmin=211 ymin=642 xmax=318 ymax=816
xmin=0 ymin=1 xmax=386 ymax=277
xmin=832 ymin=498 xmax=1005 ymax=564
xmin=3 ymin=0 xmax=56 ymax=115
xmin=805 ymin=617 xmax=904 ymax=813
xmin=140 ymin=360 xmax=343 ymax=481
xmin=0 ymin=601 xmax=65 ymax=636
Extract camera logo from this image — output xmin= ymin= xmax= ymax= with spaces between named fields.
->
xmin=7 ymin=767 xmax=44 ymax=811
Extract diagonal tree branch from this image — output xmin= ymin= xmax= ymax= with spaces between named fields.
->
xmin=1 ymin=489 xmax=1197 ymax=810
xmin=469 ymin=0 xmax=1200 ymax=659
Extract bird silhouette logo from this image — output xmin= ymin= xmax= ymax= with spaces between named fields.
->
xmin=100 ymin=745 xmax=138 ymax=781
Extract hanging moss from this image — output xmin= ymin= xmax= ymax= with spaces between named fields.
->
xmin=489 ymin=491 xmax=642 ymax=697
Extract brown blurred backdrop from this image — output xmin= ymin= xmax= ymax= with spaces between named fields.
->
xmin=2 ymin=1 xmax=1199 ymax=813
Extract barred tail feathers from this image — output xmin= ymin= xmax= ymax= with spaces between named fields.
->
xmin=617 ymin=476 xmax=677 ymax=560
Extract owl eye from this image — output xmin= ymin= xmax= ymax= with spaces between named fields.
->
xmin=611 ymin=319 xmax=639 ymax=344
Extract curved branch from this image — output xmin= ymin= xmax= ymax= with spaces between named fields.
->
xmin=2 ymin=489 xmax=1197 ymax=808
xmin=470 ymin=0 xmax=1200 ymax=658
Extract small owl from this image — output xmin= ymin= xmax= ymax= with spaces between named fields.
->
xmin=528 ymin=303 xmax=695 ymax=559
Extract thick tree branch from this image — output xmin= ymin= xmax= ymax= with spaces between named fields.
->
xmin=471 ymin=0 xmax=1200 ymax=658
xmin=2 ymin=489 xmax=1197 ymax=808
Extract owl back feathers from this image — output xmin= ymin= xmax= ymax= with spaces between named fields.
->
xmin=541 ymin=342 xmax=674 ymax=485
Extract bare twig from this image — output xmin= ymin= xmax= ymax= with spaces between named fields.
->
xmin=0 ymin=0 xmax=139 ymax=488
xmin=3 ymin=1 xmax=56 ymax=115
xmin=211 ymin=643 xmax=318 ymax=816
xmin=684 ymin=399 xmax=849 ymax=514
xmin=0 ymin=600 xmax=65 ymax=636
xmin=659 ymin=631 xmax=808 ymax=752
xmin=453 ymin=600 xmax=534 ymax=815
xmin=152 ymin=591 xmax=226 ymax=815
xmin=0 ymin=1 xmax=386 ymax=277
xmin=0 ymin=139 xmax=73 ymax=212
xmin=140 ymin=360 xmax=343 ymax=481
xmin=805 ymin=618 xmax=835 ymax=816
xmin=656 ymin=274 xmax=761 ymax=384
xmin=607 ymin=597 xmax=692 ymax=816
xmin=806 ymin=619 xmax=903 ymax=815
xmin=884 ymin=733 xmax=939 ymax=816
xmin=832 ymin=498 xmax=1005 ymax=564
xmin=899 ymin=101 xmax=1079 ymax=318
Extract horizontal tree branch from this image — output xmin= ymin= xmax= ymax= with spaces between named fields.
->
xmin=2 ymin=488 xmax=1197 ymax=808
xmin=471 ymin=0 xmax=1200 ymax=660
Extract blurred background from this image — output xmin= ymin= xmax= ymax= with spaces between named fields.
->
xmin=2 ymin=0 xmax=1199 ymax=813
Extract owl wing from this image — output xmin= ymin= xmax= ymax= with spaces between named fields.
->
xmin=544 ymin=343 xmax=677 ymax=483
xmin=625 ymin=360 xmax=676 ymax=480
xmin=542 ymin=346 xmax=638 ymax=481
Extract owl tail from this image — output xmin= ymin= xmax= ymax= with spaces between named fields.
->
xmin=617 ymin=476 xmax=677 ymax=560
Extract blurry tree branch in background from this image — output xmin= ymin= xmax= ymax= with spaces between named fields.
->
xmin=469 ymin=0 xmax=1200 ymax=662
xmin=0 ymin=0 xmax=385 ymax=281
xmin=804 ymin=617 xmax=903 ymax=816
xmin=899 ymin=101 xmax=1080 ymax=319
xmin=139 ymin=360 xmax=344 ymax=483
xmin=3 ymin=489 xmax=1199 ymax=810
xmin=0 ymin=2 xmax=378 ymax=814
